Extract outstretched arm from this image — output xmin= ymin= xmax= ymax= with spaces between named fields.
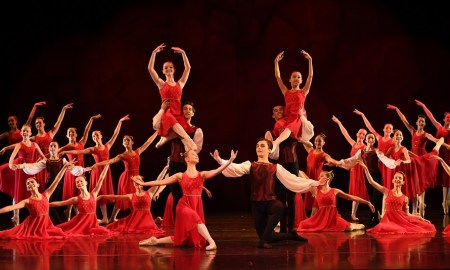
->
xmin=133 ymin=173 xmax=182 ymax=187
xmin=92 ymin=164 xmax=110 ymax=196
xmin=353 ymin=109 xmax=382 ymax=139
xmin=202 ymin=150 xmax=238 ymax=180
xmin=335 ymin=189 xmax=375 ymax=212
xmin=25 ymin=101 xmax=46 ymax=125
xmin=48 ymin=103 xmax=73 ymax=138
xmin=301 ymin=50 xmax=313 ymax=97
xmin=80 ymin=114 xmax=101 ymax=146
xmin=430 ymin=155 xmax=450 ymax=176
xmin=274 ymin=51 xmax=288 ymax=95
xmin=148 ymin=43 xmax=166 ymax=89
xmin=360 ymin=162 xmax=388 ymax=194
xmin=97 ymin=194 xmax=132 ymax=202
xmin=415 ymin=99 xmax=442 ymax=129
xmin=331 ymin=115 xmax=356 ymax=146
xmin=46 ymin=162 xmax=71 ymax=198
xmin=49 ymin=197 xmax=78 ymax=207
xmin=386 ymin=104 xmax=414 ymax=135
xmin=173 ymin=47 xmax=191 ymax=89
xmin=105 ymin=115 xmax=130 ymax=149
xmin=88 ymin=154 xmax=122 ymax=171
xmin=137 ymin=130 xmax=159 ymax=155
xmin=0 ymin=199 xmax=28 ymax=214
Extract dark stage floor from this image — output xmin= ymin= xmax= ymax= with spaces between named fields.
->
xmin=1 ymin=208 xmax=450 ymax=270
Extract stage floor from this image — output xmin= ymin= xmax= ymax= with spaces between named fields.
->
xmin=1 ymin=209 xmax=450 ymax=270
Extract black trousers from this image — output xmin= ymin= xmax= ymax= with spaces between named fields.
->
xmin=275 ymin=162 xmax=298 ymax=232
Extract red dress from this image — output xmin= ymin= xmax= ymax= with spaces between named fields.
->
xmin=14 ymin=142 xmax=39 ymax=202
xmin=276 ymin=90 xmax=306 ymax=140
xmin=436 ymin=126 xmax=450 ymax=187
xmin=159 ymin=82 xmax=194 ymax=137
xmin=107 ymin=192 xmax=164 ymax=235
xmin=303 ymin=150 xmax=326 ymax=210
xmin=62 ymin=142 xmax=85 ymax=200
xmin=116 ymin=150 xmax=140 ymax=210
xmin=0 ymin=193 xmax=66 ymax=239
xmin=90 ymin=146 xmax=114 ymax=205
xmin=378 ymin=138 xmax=394 ymax=188
xmin=162 ymin=193 xmax=175 ymax=227
xmin=367 ymin=190 xmax=436 ymax=234
xmin=0 ymin=131 xmax=22 ymax=197
xmin=57 ymin=193 xmax=115 ymax=237
xmin=172 ymin=172 xmax=206 ymax=247
xmin=297 ymin=188 xmax=350 ymax=232
xmin=388 ymin=146 xmax=422 ymax=199
xmin=34 ymin=132 xmax=52 ymax=191
xmin=349 ymin=144 xmax=369 ymax=200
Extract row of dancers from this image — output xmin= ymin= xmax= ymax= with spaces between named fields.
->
xmin=0 ymin=44 xmax=450 ymax=251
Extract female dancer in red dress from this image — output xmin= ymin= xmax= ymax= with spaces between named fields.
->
xmin=297 ymin=170 xmax=374 ymax=232
xmin=31 ymin=103 xmax=73 ymax=191
xmin=271 ymin=50 xmax=313 ymax=153
xmin=98 ymin=180 xmax=164 ymax=235
xmin=49 ymin=165 xmax=115 ymax=237
xmin=301 ymin=134 xmax=340 ymax=216
xmin=387 ymin=104 xmax=449 ymax=216
xmin=0 ymin=162 xmax=71 ymax=239
xmin=88 ymin=131 xmax=159 ymax=223
xmin=60 ymin=115 xmax=129 ymax=224
xmin=415 ymin=99 xmax=450 ymax=214
xmin=58 ymin=114 xmax=101 ymax=220
xmin=361 ymin=163 xmax=436 ymax=234
xmin=0 ymin=101 xmax=45 ymax=215
xmin=147 ymin=43 xmax=196 ymax=151
xmin=332 ymin=115 xmax=368 ymax=221
xmin=8 ymin=124 xmax=46 ymax=225
xmin=353 ymin=109 xmax=394 ymax=188
xmin=135 ymin=149 xmax=238 ymax=251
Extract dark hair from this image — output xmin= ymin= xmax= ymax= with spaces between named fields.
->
xmin=256 ymin=138 xmax=273 ymax=150
xmin=417 ymin=114 xmax=427 ymax=120
xmin=183 ymin=101 xmax=196 ymax=114
xmin=316 ymin=133 xmax=326 ymax=140
xmin=124 ymin=135 xmax=134 ymax=141
xmin=322 ymin=170 xmax=334 ymax=181
xmin=35 ymin=116 xmax=45 ymax=122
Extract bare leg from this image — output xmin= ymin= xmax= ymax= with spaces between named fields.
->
xmin=109 ymin=206 xmax=120 ymax=223
xmin=172 ymin=123 xmax=197 ymax=151
xmin=64 ymin=205 xmax=73 ymax=221
xmin=155 ymin=131 xmax=178 ymax=149
xmin=98 ymin=204 xmax=108 ymax=224
xmin=411 ymin=197 xmax=419 ymax=215
xmin=443 ymin=187 xmax=449 ymax=215
xmin=197 ymin=223 xmax=217 ymax=250
xmin=418 ymin=192 xmax=426 ymax=217
xmin=272 ymin=128 xmax=292 ymax=154
xmin=139 ymin=236 xmax=174 ymax=246
xmin=351 ymin=201 xmax=359 ymax=221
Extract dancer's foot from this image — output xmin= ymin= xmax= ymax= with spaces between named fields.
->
xmin=270 ymin=141 xmax=279 ymax=155
xmin=350 ymin=215 xmax=359 ymax=221
xmin=139 ymin=236 xmax=158 ymax=246
xmin=98 ymin=218 xmax=108 ymax=225
xmin=182 ymin=137 xmax=197 ymax=152
xmin=419 ymin=203 xmax=426 ymax=217
xmin=155 ymin=137 xmax=168 ymax=149
xmin=11 ymin=215 xmax=19 ymax=226
xmin=154 ymin=216 xmax=163 ymax=224
xmin=205 ymin=240 xmax=217 ymax=251
xmin=257 ymin=241 xmax=273 ymax=249
xmin=108 ymin=218 xmax=118 ymax=224
xmin=64 ymin=209 xmax=71 ymax=221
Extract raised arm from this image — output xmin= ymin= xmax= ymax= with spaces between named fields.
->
xmin=301 ymin=50 xmax=313 ymax=97
xmin=48 ymin=103 xmax=73 ymax=138
xmin=353 ymin=109 xmax=382 ymax=139
xmin=173 ymin=47 xmax=191 ymax=88
xmin=46 ymin=163 xmax=71 ymax=198
xmin=331 ymin=115 xmax=356 ymax=146
xmin=386 ymin=104 xmax=414 ymax=135
xmin=105 ymin=115 xmax=130 ymax=149
xmin=92 ymin=164 xmax=110 ymax=196
xmin=415 ymin=99 xmax=442 ymax=129
xmin=137 ymin=130 xmax=159 ymax=155
xmin=201 ymin=150 xmax=238 ymax=180
xmin=80 ymin=114 xmax=101 ymax=146
xmin=147 ymin=43 xmax=166 ymax=89
xmin=25 ymin=101 xmax=46 ymax=125
xmin=360 ymin=162 xmax=387 ymax=194
xmin=274 ymin=51 xmax=288 ymax=95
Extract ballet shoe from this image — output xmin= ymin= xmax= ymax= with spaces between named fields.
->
xmin=205 ymin=241 xmax=217 ymax=251
xmin=11 ymin=215 xmax=19 ymax=227
xmin=108 ymin=218 xmax=118 ymax=224
xmin=155 ymin=137 xmax=167 ymax=149
xmin=139 ymin=236 xmax=158 ymax=246
xmin=97 ymin=219 xmax=108 ymax=225
xmin=350 ymin=215 xmax=359 ymax=221
xmin=257 ymin=241 xmax=273 ymax=249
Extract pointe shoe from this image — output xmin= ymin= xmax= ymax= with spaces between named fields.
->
xmin=205 ymin=241 xmax=217 ymax=251
xmin=443 ymin=202 xmax=449 ymax=215
xmin=350 ymin=215 xmax=359 ymax=221
xmin=155 ymin=137 xmax=167 ymax=149
xmin=11 ymin=215 xmax=19 ymax=226
xmin=139 ymin=236 xmax=158 ymax=246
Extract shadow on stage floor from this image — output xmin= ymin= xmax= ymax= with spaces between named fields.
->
xmin=1 ymin=208 xmax=450 ymax=270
